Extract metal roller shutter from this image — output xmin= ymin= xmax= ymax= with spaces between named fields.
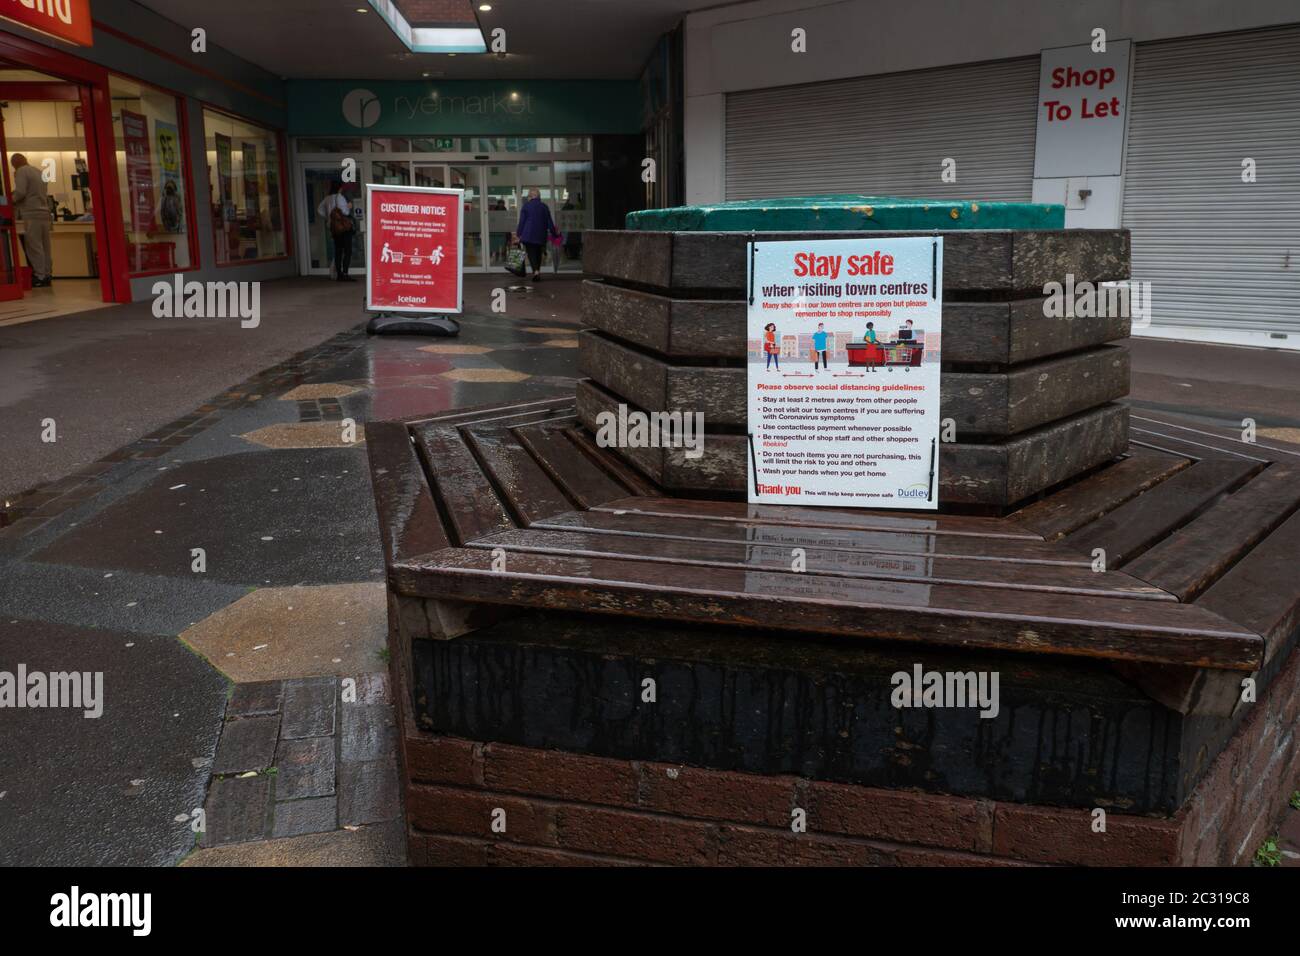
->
xmin=725 ymin=57 xmax=1039 ymax=202
xmin=1123 ymin=26 xmax=1300 ymax=339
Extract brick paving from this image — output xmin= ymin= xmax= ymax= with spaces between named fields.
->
xmin=202 ymin=674 xmax=398 ymax=848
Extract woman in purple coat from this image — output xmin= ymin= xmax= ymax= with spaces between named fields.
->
xmin=513 ymin=187 xmax=560 ymax=282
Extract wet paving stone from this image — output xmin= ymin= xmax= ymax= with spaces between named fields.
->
xmin=341 ymin=703 xmax=395 ymax=763
xmin=271 ymin=796 xmax=338 ymax=839
xmin=282 ymin=677 xmax=338 ymax=739
xmin=275 ymin=737 xmax=336 ymax=800
xmin=338 ymin=756 xmax=401 ymax=827
xmin=203 ymin=775 xmax=271 ymax=847
xmin=212 ymin=715 xmax=281 ymax=775
xmin=31 ymin=449 xmax=382 ymax=586
xmin=0 ymin=618 xmax=226 ymax=866
xmin=227 ymin=680 xmax=284 ymax=718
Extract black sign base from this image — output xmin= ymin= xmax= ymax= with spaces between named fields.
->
xmin=366 ymin=313 xmax=461 ymax=336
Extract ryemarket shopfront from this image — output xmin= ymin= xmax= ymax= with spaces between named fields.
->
xmin=287 ymin=79 xmax=643 ymax=276
xmin=0 ymin=2 xmax=295 ymax=313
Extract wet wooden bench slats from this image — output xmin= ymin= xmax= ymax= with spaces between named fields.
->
xmin=461 ymin=425 xmax=577 ymax=526
xmin=365 ymin=420 xmax=452 ymax=564
xmin=1132 ymin=413 xmax=1300 ymax=464
xmin=471 ymin=526 xmax=1172 ymax=600
xmin=1123 ymin=464 xmax=1300 ymax=602
xmin=1128 ymin=415 xmax=1283 ymax=464
xmin=593 ymin=495 xmax=1042 ymax=539
xmin=512 ymin=422 xmax=633 ymax=510
xmin=392 ymin=547 xmax=1259 ymax=670
xmin=534 ymin=509 xmax=1085 ymax=565
xmin=562 ymin=425 xmax=660 ymax=497
xmin=1196 ymin=509 xmax=1300 ymax=662
xmin=412 ymin=423 xmax=517 ymax=544
xmin=369 ymin=400 xmax=1299 ymax=674
xmin=1063 ymin=459 xmax=1262 ymax=566
xmin=1012 ymin=454 xmax=1191 ymax=540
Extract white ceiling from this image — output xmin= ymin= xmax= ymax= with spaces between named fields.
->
xmin=132 ymin=0 xmax=711 ymax=80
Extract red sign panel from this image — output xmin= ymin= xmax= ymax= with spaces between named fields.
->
xmin=1 ymin=0 xmax=94 ymax=47
xmin=366 ymin=184 xmax=463 ymax=314
xmin=120 ymin=108 xmax=154 ymax=232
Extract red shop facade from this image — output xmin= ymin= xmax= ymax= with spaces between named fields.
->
xmin=0 ymin=7 xmax=293 ymax=306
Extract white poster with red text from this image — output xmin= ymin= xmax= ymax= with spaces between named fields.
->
xmin=746 ymin=236 xmax=943 ymax=509
xmin=366 ymin=184 xmax=463 ymax=314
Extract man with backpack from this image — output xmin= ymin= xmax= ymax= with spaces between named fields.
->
xmin=317 ymin=180 xmax=355 ymax=282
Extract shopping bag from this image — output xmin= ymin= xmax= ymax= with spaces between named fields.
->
xmin=505 ymin=243 xmax=527 ymax=277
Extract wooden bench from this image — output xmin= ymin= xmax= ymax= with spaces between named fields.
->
xmin=370 ymin=398 xmax=1300 ymax=861
xmin=373 ymin=398 xmax=1300 ymax=673
xmin=367 ymin=203 xmax=1300 ymax=865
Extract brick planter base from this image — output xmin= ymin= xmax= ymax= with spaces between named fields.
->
xmin=391 ymin=623 xmax=1300 ymax=867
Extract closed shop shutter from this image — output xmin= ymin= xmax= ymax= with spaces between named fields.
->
xmin=724 ymin=57 xmax=1039 ymax=202
xmin=1123 ymin=25 xmax=1300 ymax=340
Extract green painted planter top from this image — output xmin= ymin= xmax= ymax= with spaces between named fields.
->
xmin=625 ymin=195 xmax=1065 ymax=232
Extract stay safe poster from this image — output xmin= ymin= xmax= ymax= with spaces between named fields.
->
xmin=746 ymin=236 xmax=944 ymax=509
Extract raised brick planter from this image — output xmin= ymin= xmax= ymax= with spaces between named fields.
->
xmin=580 ymin=219 xmax=1133 ymax=507
xmin=368 ymin=397 xmax=1300 ymax=867
xmin=395 ymin=622 xmax=1300 ymax=867
xmin=366 ymin=198 xmax=1300 ymax=867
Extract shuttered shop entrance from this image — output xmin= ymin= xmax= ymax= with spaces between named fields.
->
xmin=724 ymin=57 xmax=1039 ymax=202
xmin=1123 ymin=26 xmax=1300 ymax=343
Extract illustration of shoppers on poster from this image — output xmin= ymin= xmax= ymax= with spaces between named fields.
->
xmin=746 ymin=236 xmax=944 ymax=510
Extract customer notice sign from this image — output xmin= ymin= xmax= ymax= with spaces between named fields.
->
xmin=746 ymin=236 xmax=944 ymax=509
xmin=366 ymin=183 xmax=463 ymax=314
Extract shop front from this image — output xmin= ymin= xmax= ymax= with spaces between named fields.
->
xmin=287 ymin=80 xmax=641 ymax=276
xmin=0 ymin=5 xmax=292 ymax=315
xmin=685 ymin=3 xmax=1300 ymax=349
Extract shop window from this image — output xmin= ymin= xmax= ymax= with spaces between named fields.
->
xmin=502 ymin=137 xmax=550 ymax=153
xmin=109 ymin=75 xmax=193 ymax=274
xmin=554 ymin=160 xmax=593 ymax=269
xmin=372 ymin=160 xmax=410 ymax=185
xmin=552 ymin=136 xmax=590 ymax=153
xmin=296 ymin=138 xmax=363 ymax=153
xmin=203 ymin=107 xmax=287 ymax=265
xmin=370 ymin=137 xmax=411 ymax=152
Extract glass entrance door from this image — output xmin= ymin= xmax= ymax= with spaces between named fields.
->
xmin=0 ymin=105 xmax=22 ymax=301
xmin=447 ymin=165 xmax=484 ymax=270
xmin=300 ymin=163 xmax=363 ymax=276
xmin=484 ymin=165 xmax=519 ymax=270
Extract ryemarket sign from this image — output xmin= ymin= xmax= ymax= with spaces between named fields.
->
xmin=289 ymin=80 xmax=641 ymax=136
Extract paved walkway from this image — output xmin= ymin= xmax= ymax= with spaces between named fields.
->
xmin=1 ymin=275 xmax=1297 ymax=865
xmin=0 ymin=274 xmax=582 ymax=865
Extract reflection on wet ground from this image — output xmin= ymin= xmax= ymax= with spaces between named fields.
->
xmin=0 ymin=279 xmax=584 ymax=865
